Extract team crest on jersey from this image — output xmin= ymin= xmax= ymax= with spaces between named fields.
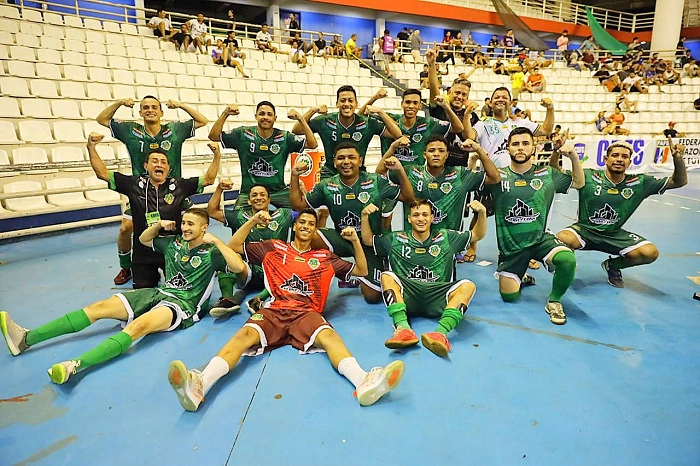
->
xmin=530 ymin=179 xmax=543 ymax=191
xmin=268 ymin=220 xmax=279 ymax=231
xmin=340 ymin=211 xmax=361 ymax=230
xmin=352 ymin=132 xmax=362 ymax=142
xmin=357 ymin=192 xmax=370 ymax=204
xmin=169 ymin=183 xmax=176 ymax=191
xmin=138 ymin=178 xmax=146 ymax=189
xmin=428 ymin=245 xmax=441 ymax=257
xmin=505 ymin=199 xmax=540 ymax=224
xmin=164 ymin=272 xmax=190 ymax=290
xmin=621 ymin=188 xmax=634 ymax=199
xmin=407 ymin=265 xmax=438 ymax=282
xmin=412 ymin=133 xmax=423 ymax=143
xmin=164 ymin=193 xmax=174 ymax=204
xmin=248 ymin=158 xmax=279 ymax=177
xmin=428 ymin=200 xmax=447 ymax=223
xmin=589 ymin=203 xmax=619 ymax=225
xmin=189 ymin=255 xmax=202 ymax=268
xmin=280 ymin=273 xmax=313 ymax=296
xmin=440 ymin=182 xmax=452 ymax=194
xmin=160 ymin=140 xmax=172 ymax=151
xmin=308 ymin=258 xmax=320 ymax=270
xmin=270 ymin=144 xmax=281 ymax=154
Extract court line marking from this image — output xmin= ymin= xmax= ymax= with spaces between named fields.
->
xmin=666 ymin=193 xmax=700 ymax=202
xmin=15 ymin=435 xmax=78 ymax=466
xmin=465 ymin=315 xmax=636 ymax=352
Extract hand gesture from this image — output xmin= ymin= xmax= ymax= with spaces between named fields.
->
xmin=316 ymin=104 xmax=328 ymax=114
xmin=292 ymin=160 xmax=309 ymax=176
xmin=207 ymin=142 xmax=221 ymax=154
xmin=201 ymin=233 xmax=219 ymax=244
xmin=392 ymin=135 xmax=410 ymax=148
xmin=540 ymin=98 xmax=554 ymax=110
xmin=552 ymin=129 xmax=570 ymax=151
xmin=217 ymin=179 xmax=234 ymax=191
xmin=469 ymin=200 xmax=486 ymax=214
xmin=287 ymin=109 xmax=301 ymax=121
xmin=340 ymin=227 xmax=359 ymax=242
xmin=374 ymin=88 xmax=388 ymax=99
xmin=560 ymin=143 xmax=578 ymax=159
xmin=361 ymin=203 xmax=378 ymax=216
xmin=120 ymin=98 xmax=135 ymax=108
xmin=458 ymin=139 xmax=482 ymax=153
xmin=668 ymin=135 xmax=685 ymax=156
xmin=363 ymin=105 xmax=381 ymax=116
xmin=465 ymin=100 xmax=479 ymax=114
xmin=434 ymin=95 xmax=448 ymax=108
xmin=426 ymin=48 xmax=436 ymax=65
xmin=160 ymin=220 xmax=177 ymax=231
xmin=225 ymin=104 xmax=240 ymax=116
xmin=384 ymin=156 xmax=403 ymax=171
xmin=252 ymin=210 xmax=271 ymax=225
xmin=87 ymin=133 xmax=104 ymax=148
xmin=165 ymin=100 xmax=180 ymax=109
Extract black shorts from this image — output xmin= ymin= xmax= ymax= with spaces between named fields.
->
xmin=153 ymin=29 xmax=170 ymax=37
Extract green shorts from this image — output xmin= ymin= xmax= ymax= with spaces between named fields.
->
xmin=122 ymin=198 xmax=194 ymax=219
xmin=382 ymin=271 xmax=470 ymax=318
xmin=564 ymin=224 xmax=650 ymax=256
xmin=496 ymin=232 xmax=572 ymax=285
xmin=234 ymin=188 xmax=291 ymax=209
xmin=317 ymin=228 xmax=385 ymax=291
xmin=115 ymin=288 xmax=199 ymax=330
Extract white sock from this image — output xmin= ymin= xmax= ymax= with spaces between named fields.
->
xmin=201 ymin=356 xmax=230 ymax=396
xmin=337 ymin=357 xmax=367 ymax=388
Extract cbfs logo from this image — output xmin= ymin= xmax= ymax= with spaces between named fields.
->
xmin=596 ymin=140 xmax=645 ymax=167
xmin=573 ymin=143 xmax=587 ymax=162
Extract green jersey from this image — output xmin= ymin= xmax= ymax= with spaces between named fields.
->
xmin=309 ymin=113 xmax=386 ymax=177
xmin=305 ymin=172 xmax=400 ymax=234
xmin=374 ymin=228 xmax=471 ymax=283
xmin=220 ymin=126 xmax=305 ymax=192
xmin=380 ymin=114 xmax=451 ymax=166
xmin=576 ymin=169 xmax=669 ymax=233
xmin=110 ymin=119 xmax=195 ymax=177
xmin=486 ymin=165 xmax=572 ymax=256
xmin=153 ymin=236 xmax=227 ymax=313
xmin=396 ymin=165 xmax=485 ymax=231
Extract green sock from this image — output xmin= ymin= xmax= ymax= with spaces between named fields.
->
xmin=217 ymin=272 xmax=236 ymax=299
xmin=387 ymin=303 xmax=410 ymax=330
xmin=118 ymin=250 xmax=132 ymax=269
xmin=548 ymin=250 xmax=576 ymax=302
xmin=26 ymin=309 xmax=91 ymax=346
xmin=609 ymin=256 xmax=632 ymax=270
xmin=74 ymin=331 xmax=133 ymax=371
xmin=500 ymin=291 xmax=520 ymax=302
xmin=436 ymin=308 xmax=464 ymax=335
xmin=256 ymin=289 xmax=271 ymax=301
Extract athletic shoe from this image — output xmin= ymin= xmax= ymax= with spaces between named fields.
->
xmin=168 ymin=360 xmax=204 ymax=412
xmin=0 ymin=311 xmax=29 ymax=356
xmin=209 ymin=298 xmax=241 ymax=318
xmin=246 ymin=297 xmax=263 ymax=315
xmin=545 ymin=301 xmax=567 ymax=325
xmin=113 ymin=268 xmax=132 ymax=285
xmin=521 ymin=273 xmax=536 ymax=287
xmin=354 ymin=360 xmax=405 ymax=407
xmin=338 ymin=278 xmax=360 ymax=289
xmin=47 ymin=360 xmax=80 ymax=384
xmin=384 ymin=328 xmax=419 ymax=349
xmin=602 ymin=258 xmax=624 ymax=288
xmin=421 ymin=332 xmax=452 ymax=357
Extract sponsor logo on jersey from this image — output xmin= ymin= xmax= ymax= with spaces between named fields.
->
xmin=326 ymin=182 xmax=340 ymax=192
xmin=308 ymin=258 xmax=320 ymax=270
xmin=294 ymin=256 xmax=306 ymax=262
xmin=274 ymin=133 xmax=285 ymax=143
xmin=428 ymin=244 xmax=441 ymax=257
xmin=164 ymin=193 xmax=174 ymax=204
xmin=530 ymin=179 xmax=543 ymax=190
xmin=160 ymin=140 xmax=172 ymax=151
xmin=394 ymin=146 xmax=416 ymax=161
xmin=340 ymin=211 xmax=361 ymax=231
xmin=250 ymin=313 xmax=264 ymax=321
xmin=260 ymin=144 xmax=269 ymax=151
xmin=514 ymin=180 xmax=527 ymax=187
xmin=589 ymin=203 xmax=619 ymax=225
xmin=132 ymin=126 xmax=144 ymax=138
xmin=162 ymin=128 xmax=172 ymax=138
xmin=415 ymin=248 xmax=426 ymax=254
xmin=534 ymin=167 xmax=549 ymax=176
xmin=190 ymin=255 xmax=202 ymax=268
xmin=428 ymin=200 xmax=447 ymax=224
xmin=407 ymin=265 xmax=439 ymax=282
xmin=412 ymin=133 xmax=423 ymax=143
xmin=440 ymin=182 xmax=452 ymax=194
xmin=416 ymin=122 xmax=427 ymax=132
xmin=428 ymin=183 xmax=438 ymax=189
xmin=352 ymin=132 xmax=362 ymax=142
xmin=149 ymin=143 xmax=160 ymax=149
xmin=345 ymin=193 xmax=356 ymax=200
xmin=592 ymin=172 xmax=604 ymax=184
xmin=280 ymin=273 xmax=313 ymax=296
xmin=248 ymin=158 xmax=279 ymax=177
xmin=621 ymin=188 xmax=633 ymax=199
xmin=270 ymin=144 xmax=281 ymax=154
xmin=341 ymin=133 xmax=351 ymax=139
xmin=444 ymin=171 xmax=458 ymax=181
xmin=358 ymin=192 xmax=370 ymax=203
xmin=355 ymin=120 xmax=367 ymax=130
xmin=326 ymin=119 xmax=337 ymax=129
xmin=169 ymin=182 xmax=176 ymax=191
xmin=244 ymin=129 xmax=255 ymax=140
xmin=164 ymin=272 xmax=191 ymax=290
xmin=607 ymin=188 xmax=619 ymax=194
xmin=505 ymin=199 xmax=540 ymax=224
xmin=625 ymin=176 xmax=640 ymax=187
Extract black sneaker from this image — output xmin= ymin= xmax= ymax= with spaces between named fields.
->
xmin=521 ymin=273 xmax=536 ymax=287
xmin=246 ymin=297 xmax=263 ymax=315
xmin=602 ymin=258 xmax=624 ymax=288
xmin=209 ymin=298 xmax=241 ymax=318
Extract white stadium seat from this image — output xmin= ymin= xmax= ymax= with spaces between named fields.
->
xmin=84 ymin=176 xmax=121 ymax=202
xmin=3 ymin=180 xmax=55 ymax=212
xmin=46 ymin=178 xmax=88 ymax=206
xmin=18 ymin=120 xmax=55 ymax=143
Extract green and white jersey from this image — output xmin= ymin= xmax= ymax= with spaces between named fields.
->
xmin=395 ymin=165 xmax=485 ymax=231
xmin=473 ymin=117 xmax=540 ymax=168
xmin=153 ymin=236 xmax=227 ymax=312
xmin=485 ymin=165 xmax=572 ymax=256
xmin=221 ymin=126 xmax=305 ymax=193
xmin=110 ymin=119 xmax=195 ymax=177
xmin=374 ymin=228 xmax=471 ymax=283
xmin=576 ymin=169 xmax=669 ymax=233
xmin=306 ymin=172 xmax=400 ymax=234
xmin=309 ymin=113 xmax=386 ymax=176
xmin=380 ymin=114 xmax=450 ymax=166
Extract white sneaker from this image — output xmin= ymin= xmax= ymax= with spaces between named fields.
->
xmin=168 ymin=360 xmax=204 ymax=412
xmin=354 ymin=360 xmax=405 ymax=406
xmin=1 ymin=311 xmax=29 ymax=356
xmin=545 ymin=301 xmax=567 ymax=325
xmin=47 ymin=360 xmax=80 ymax=384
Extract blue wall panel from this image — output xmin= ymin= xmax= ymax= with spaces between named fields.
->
xmin=296 ymin=12 xmax=375 ymax=58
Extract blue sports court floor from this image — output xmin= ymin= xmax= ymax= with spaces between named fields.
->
xmin=1 ymin=173 xmax=699 ymax=466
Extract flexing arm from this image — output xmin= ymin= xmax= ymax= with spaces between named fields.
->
xmin=207 ymin=179 xmax=233 ymax=223
xmin=426 ymin=49 xmax=441 ymax=105
xmin=459 ymin=140 xmax=500 ymax=184
xmin=469 ymin=200 xmax=488 ymax=242
xmin=360 ymin=203 xmax=378 ymax=247
xmin=96 ymin=99 xmax=134 ymax=127
xmin=666 ymin=136 xmax=688 ymax=189
xmin=376 ymin=136 xmax=410 ymax=175
xmin=342 ymin=228 xmax=368 ymax=277
xmin=86 ymin=133 xmax=110 ymax=181
xmin=558 ymin=143 xmax=585 ymax=189
xmin=435 ymin=95 xmax=465 ymax=134
xmin=209 ymin=104 xmax=239 ymax=141
xmin=139 ymin=220 xmax=176 ymax=248
xmin=228 ymin=210 xmax=271 ymax=253
xmin=535 ymin=98 xmax=555 ymax=136
xmin=292 ymin=105 xmax=326 ymax=134
xmin=289 ymin=160 xmax=310 ymax=210
xmin=202 ymin=233 xmax=246 ymax=273
xmin=288 ymin=108 xmax=318 ymax=149
xmin=167 ymin=100 xmax=208 ymax=129
xmin=384 ymin=156 xmax=415 ymax=202
xmin=358 ymin=88 xmax=388 ymax=115
xmin=202 ymin=142 xmax=221 ymax=186
xmin=365 ymin=105 xmax=402 ymax=139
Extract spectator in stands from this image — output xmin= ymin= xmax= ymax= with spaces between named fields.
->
xmin=437 ymin=31 xmax=456 ymax=64
xmin=409 ymin=29 xmax=423 ymax=63
xmin=579 ymin=35 xmax=597 ymax=52
xmin=188 ymin=14 xmax=211 ymax=54
xmin=464 ymin=33 xmax=478 ymax=55
xmin=419 ymin=64 xmax=430 ymax=88
xmin=481 ymin=97 xmax=493 ymax=119
xmin=622 ymin=71 xmax=648 ymax=93
xmin=290 ymin=32 xmax=314 ymax=53
xmin=676 ymin=36 xmax=687 ymax=59
xmin=602 ymin=73 xmax=622 ymax=93
xmin=212 ymin=40 xmax=249 ymax=77
xmin=616 ymin=88 xmax=638 ymax=113
xmin=287 ymin=13 xmax=300 ymax=34
xmin=591 ymin=111 xmax=617 ymax=134
xmin=501 ymin=28 xmax=516 ymax=56
xmin=557 ymin=30 xmax=569 ymax=51
xmin=643 ymin=66 xmax=664 ymax=93
xmin=256 ymin=24 xmax=278 ymax=53
xmin=510 ymin=64 xmax=526 ymax=98
xmin=312 ymin=32 xmax=329 ymax=61
xmin=396 ymin=27 xmax=409 ymax=60
xmin=608 ymin=108 xmax=630 ymax=135
xmin=566 ymin=50 xmax=583 ymax=71
xmin=487 ymin=34 xmax=499 ymax=58
xmin=148 ymin=10 xmax=172 ymax=40
xmin=684 ymin=59 xmax=699 ymax=78
xmin=523 ymin=67 xmax=545 ymax=93
xmin=170 ymin=23 xmax=191 ymax=51
xmin=346 ymin=33 xmax=362 ymax=59
xmin=226 ymin=9 xmax=236 ymax=32
xmin=493 ymin=56 xmax=506 ymax=74
xmin=330 ymin=35 xmax=345 ymax=58
xmin=224 ymin=31 xmax=246 ymax=62
xmin=628 ymin=37 xmax=641 ymax=52
xmin=659 ymin=121 xmax=686 ymax=138
xmin=680 ymin=49 xmax=695 ymax=69
xmin=289 ymin=40 xmax=308 ymax=68
xmin=96 ymin=96 xmax=208 ymax=286
xmin=660 ymin=61 xmax=683 ymax=85
xmin=471 ymin=45 xmax=490 ymax=68
xmin=581 ymin=50 xmax=599 ymax=71
xmin=379 ymin=29 xmax=396 ymax=78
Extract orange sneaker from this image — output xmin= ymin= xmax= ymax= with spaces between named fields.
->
xmin=384 ymin=328 xmax=419 ymax=349
xmin=421 ymin=332 xmax=451 ymax=357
